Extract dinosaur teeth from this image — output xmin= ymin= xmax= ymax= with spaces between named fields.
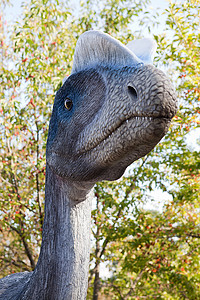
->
xmin=123 ymin=116 xmax=154 ymax=124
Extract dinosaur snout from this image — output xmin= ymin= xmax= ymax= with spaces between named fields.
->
xmin=133 ymin=65 xmax=178 ymax=119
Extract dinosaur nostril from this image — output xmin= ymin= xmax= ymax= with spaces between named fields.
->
xmin=127 ymin=85 xmax=137 ymax=101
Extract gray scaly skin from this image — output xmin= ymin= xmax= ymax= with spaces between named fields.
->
xmin=0 ymin=31 xmax=177 ymax=300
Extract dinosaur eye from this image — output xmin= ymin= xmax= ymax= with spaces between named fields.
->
xmin=64 ymin=98 xmax=73 ymax=110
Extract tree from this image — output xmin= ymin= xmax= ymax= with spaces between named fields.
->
xmin=0 ymin=0 xmax=77 ymax=275
xmin=87 ymin=0 xmax=200 ymax=299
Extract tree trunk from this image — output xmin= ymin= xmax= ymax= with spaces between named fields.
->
xmin=93 ymin=258 xmax=100 ymax=300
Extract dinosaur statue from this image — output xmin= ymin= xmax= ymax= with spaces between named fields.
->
xmin=0 ymin=31 xmax=177 ymax=300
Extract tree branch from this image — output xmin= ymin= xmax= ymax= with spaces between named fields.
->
xmin=124 ymin=267 xmax=147 ymax=299
xmin=10 ymin=225 xmax=36 ymax=270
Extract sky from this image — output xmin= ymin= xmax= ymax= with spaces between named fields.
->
xmin=5 ymin=0 xmax=169 ymax=28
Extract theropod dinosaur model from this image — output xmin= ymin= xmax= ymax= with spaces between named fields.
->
xmin=0 ymin=31 xmax=177 ymax=299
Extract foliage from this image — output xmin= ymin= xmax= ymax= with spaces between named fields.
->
xmin=0 ymin=0 xmax=77 ymax=275
xmin=0 ymin=0 xmax=199 ymax=299
xmin=88 ymin=0 xmax=200 ymax=299
xmin=0 ymin=0 xmax=150 ymax=278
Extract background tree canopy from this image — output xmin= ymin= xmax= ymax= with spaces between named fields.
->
xmin=0 ymin=0 xmax=199 ymax=299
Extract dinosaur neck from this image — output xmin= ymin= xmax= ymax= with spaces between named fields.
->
xmin=22 ymin=165 xmax=93 ymax=300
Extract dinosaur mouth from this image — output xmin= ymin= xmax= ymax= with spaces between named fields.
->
xmin=115 ymin=115 xmax=169 ymax=130
xmin=77 ymin=114 xmax=170 ymax=154
xmin=103 ymin=114 xmax=170 ymax=140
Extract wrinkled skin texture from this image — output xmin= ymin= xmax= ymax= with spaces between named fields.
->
xmin=47 ymin=64 xmax=177 ymax=182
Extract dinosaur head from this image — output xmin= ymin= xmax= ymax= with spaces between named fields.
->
xmin=46 ymin=31 xmax=177 ymax=183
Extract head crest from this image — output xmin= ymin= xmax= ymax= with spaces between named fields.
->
xmin=71 ymin=30 xmax=143 ymax=74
